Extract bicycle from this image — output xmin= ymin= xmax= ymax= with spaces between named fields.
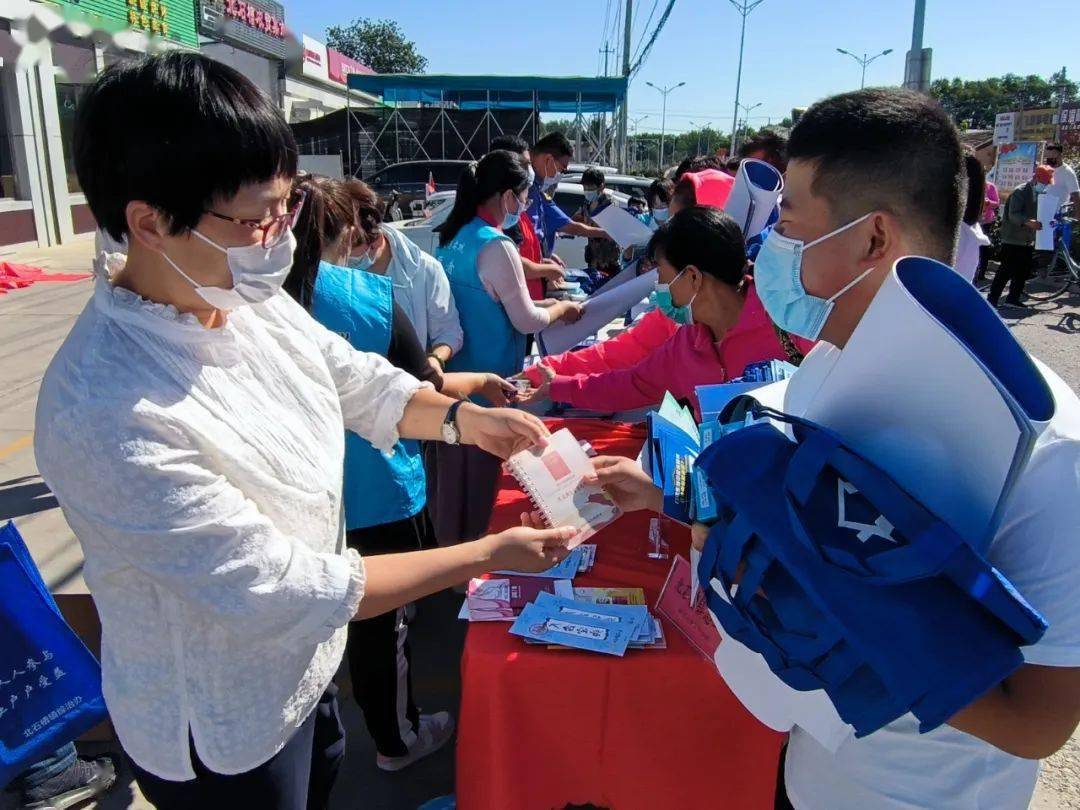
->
xmin=1025 ymin=204 xmax=1080 ymax=301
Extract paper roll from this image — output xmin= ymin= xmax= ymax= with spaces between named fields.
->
xmin=723 ymin=158 xmax=784 ymax=238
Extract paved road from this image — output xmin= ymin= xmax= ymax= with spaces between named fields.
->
xmin=1 ymin=242 xmax=1078 ymax=808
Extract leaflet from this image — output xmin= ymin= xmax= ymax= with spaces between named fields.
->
xmin=509 ymin=602 xmax=634 ymax=656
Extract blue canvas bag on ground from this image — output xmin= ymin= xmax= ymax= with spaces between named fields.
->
xmin=0 ymin=522 xmax=108 ymax=787
xmin=694 ymin=407 xmax=1047 ymax=737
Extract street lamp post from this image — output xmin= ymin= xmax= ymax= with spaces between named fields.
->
xmin=735 ymin=101 xmax=761 ymax=151
xmin=836 ymin=47 xmax=894 ymax=89
xmin=629 ymin=114 xmax=648 ymax=172
xmin=646 ymin=80 xmax=685 ymax=172
xmin=727 ymin=0 xmax=766 ymax=156
xmin=689 ymin=120 xmax=703 ymax=156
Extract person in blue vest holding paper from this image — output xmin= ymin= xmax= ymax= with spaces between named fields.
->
xmin=426 ymin=150 xmax=584 ymax=546
xmin=578 ymin=88 xmax=1080 ymax=810
xmin=284 ymin=174 xmax=516 ymax=773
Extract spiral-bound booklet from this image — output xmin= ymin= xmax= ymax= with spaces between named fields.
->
xmin=506 ymin=429 xmax=621 ymax=547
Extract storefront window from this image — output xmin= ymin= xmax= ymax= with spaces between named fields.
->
xmin=50 ymin=31 xmax=96 ymax=194
xmin=0 ymin=22 xmax=20 ymax=199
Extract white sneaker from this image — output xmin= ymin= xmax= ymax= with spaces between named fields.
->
xmin=376 ymin=712 xmax=456 ymax=772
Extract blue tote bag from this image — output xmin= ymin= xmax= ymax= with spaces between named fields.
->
xmin=0 ymin=522 xmax=108 ymax=787
xmin=695 ymin=407 xmax=1047 ymax=737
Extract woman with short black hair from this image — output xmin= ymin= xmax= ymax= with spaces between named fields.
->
xmin=35 ymin=52 xmax=573 ymax=809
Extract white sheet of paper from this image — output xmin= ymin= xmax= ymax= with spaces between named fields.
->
xmin=538 ymin=270 xmax=658 ymax=356
xmin=591 ymin=204 xmax=656 ymax=249
xmin=723 ymin=158 xmax=784 ymax=238
xmin=1036 ymin=193 xmax=1057 ymax=251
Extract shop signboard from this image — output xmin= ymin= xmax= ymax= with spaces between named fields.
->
xmin=50 ymin=0 xmax=200 ymax=48
xmin=198 ymin=0 xmax=287 ymax=59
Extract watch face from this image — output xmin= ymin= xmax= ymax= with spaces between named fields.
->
xmin=441 ymin=421 xmax=459 ymax=444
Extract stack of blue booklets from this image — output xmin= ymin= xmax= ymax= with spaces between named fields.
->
xmin=508 ymin=592 xmax=657 ymax=656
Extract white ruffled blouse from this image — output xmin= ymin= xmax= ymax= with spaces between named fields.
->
xmin=34 ymin=257 xmax=428 ymax=779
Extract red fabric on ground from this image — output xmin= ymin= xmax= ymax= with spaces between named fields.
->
xmin=456 ymin=418 xmax=783 ymax=810
xmin=0 ymin=263 xmax=90 ymax=295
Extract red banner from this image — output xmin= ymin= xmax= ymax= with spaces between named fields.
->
xmin=327 ymin=49 xmax=373 ymax=85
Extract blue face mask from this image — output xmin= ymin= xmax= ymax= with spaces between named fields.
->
xmin=650 ymin=267 xmax=696 ymax=325
xmin=753 ymin=213 xmax=876 ymax=340
xmin=347 ymin=245 xmax=376 ymax=271
xmin=652 ymin=206 xmax=669 ymax=224
xmin=584 ymin=189 xmax=599 ymax=203
xmin=502 ymin=193 xmax=527 ymax=230
xmin=1033 ymin=182 xmax=1048 ymax=194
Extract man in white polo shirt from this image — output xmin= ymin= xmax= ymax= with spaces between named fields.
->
xmin=1044 ymin=141 xmax=1080 ymax=212
xmin=591 ymin=88 xmax=1080 ymax=809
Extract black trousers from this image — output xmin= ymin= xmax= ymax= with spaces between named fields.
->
xmin=989 ymin=243 xmax=1034 ymax=305
xmin=128 ymin=685 xmax=344 ymax=810
xmin=977 ymin=243 xmax=994 ymax=278
xmin=344 ymin=512 xmax=431 ymax=757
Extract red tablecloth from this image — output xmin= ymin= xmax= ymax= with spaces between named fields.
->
xmin=456 ymin=419 xmax=783 ymax=810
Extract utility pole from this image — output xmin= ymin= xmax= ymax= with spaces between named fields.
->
xmin=902 ymin=0 xmax=931 ymax=93
xmin=727 ymin=0 xmax=766 ymax=156
xmin=647 ymin=81 xmax=685 ymax=172
xmin=616 ymin=0 xmax=632 ymax=171
xmin=599 ymin=42 xmax=615 ymax=162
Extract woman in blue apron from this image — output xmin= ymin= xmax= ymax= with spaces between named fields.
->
xmin=426 ymin=151 xmax=584 ymax=546
xmin=284 ymin=175 xmax=512 ymax=773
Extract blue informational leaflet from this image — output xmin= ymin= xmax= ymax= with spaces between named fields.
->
xmin=510 ymin=602 xmax=635 ymax=656
xmin=533 ymin=591 xmax=652 ymax=641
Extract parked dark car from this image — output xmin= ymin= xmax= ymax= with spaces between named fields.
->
xmin=365 ymin=160 xmax=470 ymax=219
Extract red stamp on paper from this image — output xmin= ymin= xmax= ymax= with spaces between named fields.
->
xmin=541 ymin=450 xmax=572 ymax=481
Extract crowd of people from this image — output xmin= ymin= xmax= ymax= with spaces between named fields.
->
xmin=9 ymin=47 xmax=1080 ymax=810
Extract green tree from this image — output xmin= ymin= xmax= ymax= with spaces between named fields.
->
xmin=929 ymin=71 xmax=1078 ymax=129
xmin=326 ymin=18 xmax=427 ymax=74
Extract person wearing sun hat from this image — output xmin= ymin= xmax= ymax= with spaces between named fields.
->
xmin=988 ymin=163 xmax=1054 ymax=309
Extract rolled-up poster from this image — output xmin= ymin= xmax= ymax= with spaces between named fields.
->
xmin=537 ymin=270 xmax=658 ymax=356
xmin=1035 ymin=192 xmax=1057 ymax=251
xmin=723 ymin=158 xmax=784 ymax=239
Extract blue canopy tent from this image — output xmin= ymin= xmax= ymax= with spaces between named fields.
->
xmin=344 ymin=73 xmax=628 ymax=176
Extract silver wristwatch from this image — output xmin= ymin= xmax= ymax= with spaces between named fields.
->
xmin=441 ymin=400 xmax=465 ymax=445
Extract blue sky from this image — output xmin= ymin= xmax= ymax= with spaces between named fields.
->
xmin=289 ymin=0 xmax=1078 ymax=134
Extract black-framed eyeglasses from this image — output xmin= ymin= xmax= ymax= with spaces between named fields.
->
xmin=205 ymin=189 xmax=308 ymax=249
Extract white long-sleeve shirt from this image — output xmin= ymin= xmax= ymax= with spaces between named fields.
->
xmin=476 ymin=238 xmax=552 ymax=334
xmin=380 ymin=224 xmax=463 ymax=353
xmin=34 ymin=261 xmax=428 ymax=780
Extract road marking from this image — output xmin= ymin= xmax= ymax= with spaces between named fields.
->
xmin=0 ymin=435 xmax=32 ymax=460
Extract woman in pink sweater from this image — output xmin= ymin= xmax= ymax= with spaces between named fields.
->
xmin=519 ymin=206 xmax=811 ymax=417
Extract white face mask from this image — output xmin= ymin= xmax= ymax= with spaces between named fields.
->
xmin=162 ymin=229 xmax=296 ymax=311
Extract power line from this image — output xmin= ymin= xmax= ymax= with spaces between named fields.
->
xmin=629 ymin=0 xmax=677 ymax=79
xmin=631 ymin=0 xmax=660 ymax=65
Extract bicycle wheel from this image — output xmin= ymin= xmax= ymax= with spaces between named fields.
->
xmin=1025 ymin=250 xmax=1073 ymax=300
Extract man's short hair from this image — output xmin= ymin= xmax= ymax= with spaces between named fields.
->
xmin=1046 ymin=142 xmax=1064 ymax=152
xmin=580 ymin=168 xmax=605 ymax=188
xmin=532 ymin=132 xmax=574 ymax=158
xmin=787 ymin=87 xmax=963 ymax=262
xmin=74 ymin=51 xmax=297 ymax=241
xmin=737 ymin=129 xmax=788 ymax=170
xmin=489 ymin=134 xmax=529 ymax=155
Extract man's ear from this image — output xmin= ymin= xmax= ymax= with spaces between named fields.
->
xmin=125 ymin=201 xmax=170 ymax=252
xmin=866 ymin=211 xmax=895 ymax=264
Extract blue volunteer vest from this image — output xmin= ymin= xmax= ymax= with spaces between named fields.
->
xmin=311 ymin=261 xmax=425 ymax=530
xmin=436 ymin=217 xmax=526 ymax=387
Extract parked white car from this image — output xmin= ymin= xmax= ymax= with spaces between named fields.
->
xmin=387 ymin=183 xmax=630 ymax=268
